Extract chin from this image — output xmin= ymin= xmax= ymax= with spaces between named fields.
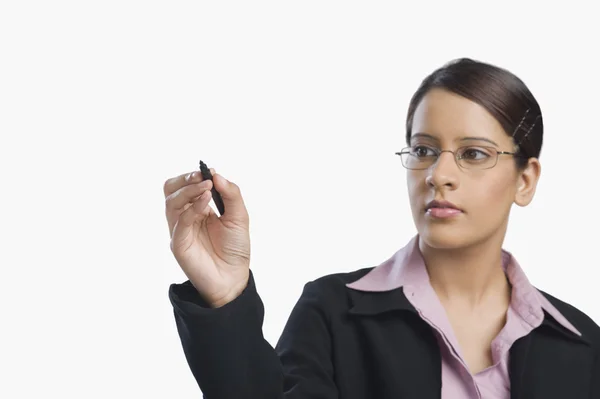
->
xmin=416 ymin=224 xmax=475 ymax=250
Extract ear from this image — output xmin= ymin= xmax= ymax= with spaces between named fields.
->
xmin=514 ymin=158 xmax=541 ymax=207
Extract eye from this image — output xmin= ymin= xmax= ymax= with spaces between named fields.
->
xmin=459 ymin=147 xmax=492 ymax=161
xmin=411 ymin=145 xmax=437 ymax=158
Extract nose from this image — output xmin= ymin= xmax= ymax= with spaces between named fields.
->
xmin=425 ymin=150 xmax=460 ymax=190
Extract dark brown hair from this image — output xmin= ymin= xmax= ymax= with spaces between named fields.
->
xmin=405 ymin=58 xmax=543 ymax=168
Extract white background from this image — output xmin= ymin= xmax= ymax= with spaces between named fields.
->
xmin=1 ymin=1 xmax=599 ymax=397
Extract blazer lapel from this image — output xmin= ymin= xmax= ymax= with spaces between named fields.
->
xmin=509 ymin=314 xmax=593 ymax=399
xmin=509 ymin=333 xmax=532 ymax=399
xmin=347 ymin=287 xmax=442 ymax=399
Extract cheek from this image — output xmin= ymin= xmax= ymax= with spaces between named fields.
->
xmin=468 ymin=174 xmax=516 ymax=217
xmin=407 ymin=172 xmax=428 ymax=216
xmin=407 ymin=172 xmax=425 ymax=201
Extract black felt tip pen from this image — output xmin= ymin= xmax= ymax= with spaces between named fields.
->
xmin=199 ymin=160 xmax=225 ymax=216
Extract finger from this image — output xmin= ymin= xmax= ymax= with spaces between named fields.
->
xmin=166 ymin=179 xmax=213 ymax=212
xmin=182 ymin=190 xmax=210 ymax=211
xmin=177 ymin=190 xmax=215 ymax=228
xmin=163 ymin=170 xmax=208 ymax=197
xmin=211 ymin=173 xmax=249 ymax=223
xmin=169 ymin=190 xmax=215 ymax=239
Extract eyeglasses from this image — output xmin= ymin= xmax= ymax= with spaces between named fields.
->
xmin=395 ymin=145 xmax=521 ymax=170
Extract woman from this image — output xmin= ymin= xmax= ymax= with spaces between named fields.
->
xmin=164 ymin=58 xmax=600 ymax=398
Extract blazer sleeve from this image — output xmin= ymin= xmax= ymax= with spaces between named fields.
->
xmin=593 ymin=350 xmax=600 ymax=398
xmin=168 ymin=270 xmax=339 ymax=399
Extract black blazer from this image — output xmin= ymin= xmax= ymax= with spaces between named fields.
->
xmin=168 ymin=267 xmax=600 ymax=398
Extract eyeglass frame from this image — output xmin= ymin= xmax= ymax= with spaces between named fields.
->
xmin=394 ymin=145 xmax=525 ymax=170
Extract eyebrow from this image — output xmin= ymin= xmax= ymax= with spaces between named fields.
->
xmin=410 ymin=133 xmax=499 ymax=147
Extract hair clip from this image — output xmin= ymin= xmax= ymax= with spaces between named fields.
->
xmin=512 ymin=109 xmax=530 ymax=138
xmin=511 ymin=108 xmax=540 ymax=146
xmin=516 ymin=114 xmax=541 ymax=146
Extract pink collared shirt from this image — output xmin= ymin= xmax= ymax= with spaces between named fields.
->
xmin=346 ymin=235 xmax=581 ymax=398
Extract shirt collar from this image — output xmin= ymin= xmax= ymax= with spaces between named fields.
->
xmin=345 ymin=234 xmax=581 ymax=337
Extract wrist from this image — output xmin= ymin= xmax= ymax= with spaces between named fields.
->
xmin=209 ymin=278 xmax=249 ymax=308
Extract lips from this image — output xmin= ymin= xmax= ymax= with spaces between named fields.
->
xmin=425 ymin=200 xmax=463 ymax=218
xmin=425 ymin=200 xmax=462 ymax=212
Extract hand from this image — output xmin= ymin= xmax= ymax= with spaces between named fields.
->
xmin=164 ymin=169 xmax=251 ymax=307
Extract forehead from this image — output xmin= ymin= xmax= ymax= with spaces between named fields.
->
xmin=411 ymin=88 xmax=511 ymax=146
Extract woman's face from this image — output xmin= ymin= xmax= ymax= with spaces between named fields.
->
xmin=407 ymin=88 xmax=540 ymax=250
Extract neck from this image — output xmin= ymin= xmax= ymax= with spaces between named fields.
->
xmin=418 ymin=233 xmax=511 ymax=310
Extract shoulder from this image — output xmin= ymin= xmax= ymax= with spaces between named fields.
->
xmin=295 ymin=266 xmax=375 ymax=308
xmin=309 ymin=266 xmax=374 ymax=288
xmin=538 ymin=289 xmax=600 ymax=346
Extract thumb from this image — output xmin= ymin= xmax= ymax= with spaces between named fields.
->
xmin=212 ymin=173 xmax=249 ymax=222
